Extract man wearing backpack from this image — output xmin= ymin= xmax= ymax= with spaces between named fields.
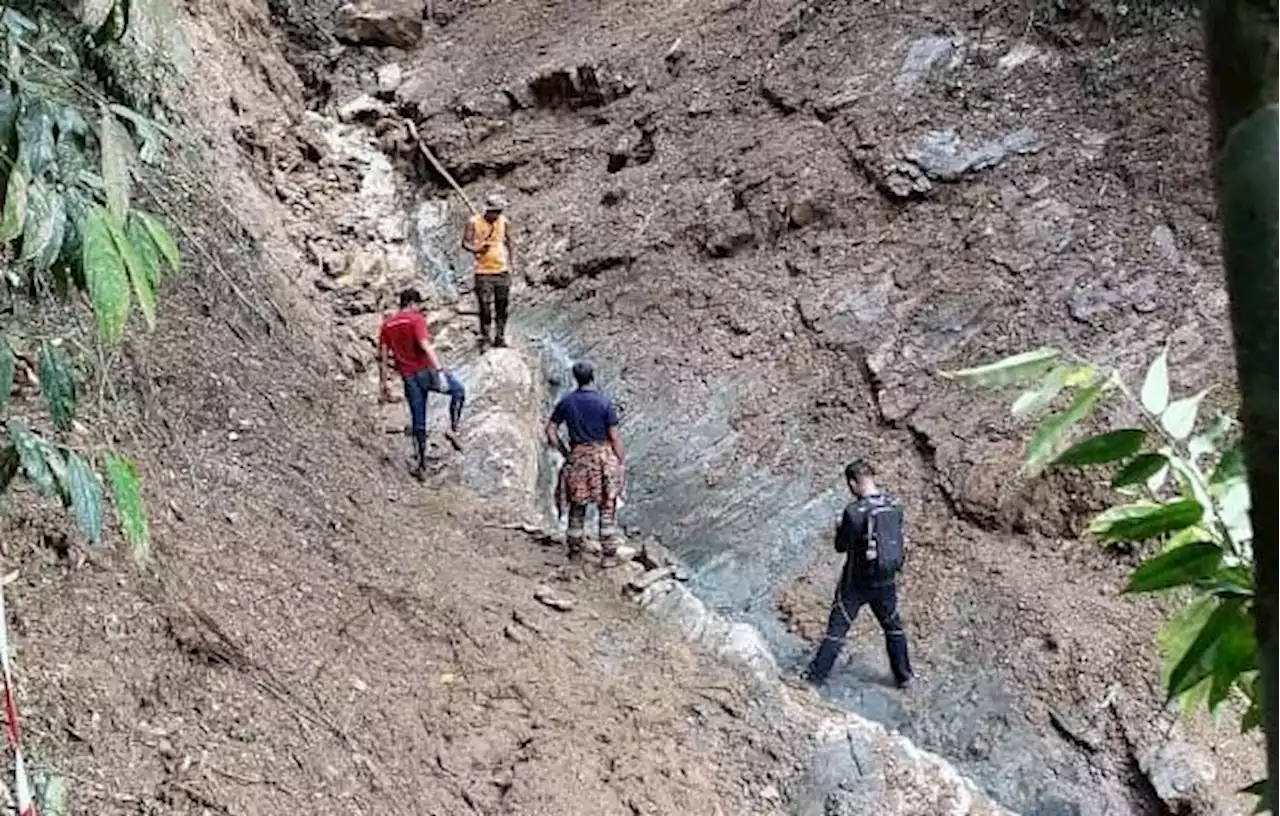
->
xmin=804 ymin=459 xmax=914 ymax=689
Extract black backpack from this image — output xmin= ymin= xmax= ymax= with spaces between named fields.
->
xmin=848 ymin=493 xmax=905 ymax=584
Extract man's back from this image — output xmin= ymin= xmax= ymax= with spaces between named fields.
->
xmin=552 ymin=388 xmax=617 ymax=445
xmin=379 ymin=310 xmax=432 ymax=377
xmin=837 ymin=491 xmax=905 ymax=588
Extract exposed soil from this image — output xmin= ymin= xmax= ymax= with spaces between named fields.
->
xmin=358 ymin=0 xmax=1257 ymax=811
xmin=0 ymin=0 xmax=1265 ymax=814
xmin=2 ymin=2 xmax=809 ymax=814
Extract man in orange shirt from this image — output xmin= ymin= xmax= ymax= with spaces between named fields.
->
xmin=378 ymin=288 xmax=466 ymax=477
xmin=461 ymin=194 xmax=514 ymax=349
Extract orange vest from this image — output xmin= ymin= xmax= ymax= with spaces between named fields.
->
xmin=471 ymin=214 xmax=510 ymax=274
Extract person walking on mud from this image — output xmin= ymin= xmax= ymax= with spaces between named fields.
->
xmin=545 ymin=361 xmax=626 ymax=565
xmin=462 ymin=193 xmax=514 ymax=350
xmin=378 ymin=288 xmax=466 ymax=478
xmin=805 ymin=459 xmax=913 ymax=689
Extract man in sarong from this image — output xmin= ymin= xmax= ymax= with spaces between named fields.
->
xmin=544 ymin=361 xmax=626 ymax=564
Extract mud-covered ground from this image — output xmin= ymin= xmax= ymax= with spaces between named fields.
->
xmin=348 ymin=0 xmax=1257 ymax=810
xmin=0 ymin=0 xmax=1263 ymax=813
xmin=1 ymin=2 xmax=812 ymax=814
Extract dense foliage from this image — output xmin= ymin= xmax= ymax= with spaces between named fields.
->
xmin=942 ymin=347 xmax=1263 ymax=800
xmin=0 ymin=1 xmax=184 ymax=560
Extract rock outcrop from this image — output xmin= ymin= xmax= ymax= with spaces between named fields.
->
xmin=336 ymin=0 xmax=424 ymax=49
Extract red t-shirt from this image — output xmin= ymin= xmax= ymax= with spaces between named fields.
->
xmin=378 ymin=309 xmax=434 ymax=377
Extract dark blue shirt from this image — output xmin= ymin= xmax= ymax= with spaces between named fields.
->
xmin=551 ymin=387 xmax=618 ymax=445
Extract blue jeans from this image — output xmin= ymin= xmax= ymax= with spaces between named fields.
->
xmin=403 ymin=370 xmax=466 ymax=463
xmin=807 ymin=581 xmax=912 ymax=686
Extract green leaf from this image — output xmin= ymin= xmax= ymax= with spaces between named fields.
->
xmin=1025 ymin=385 xmax=1103 ymax=470
xmin=1207 ymin=610 xmax=1256 ymax=711
xmin=0 ymin=160 xmax=28 ymax=243
xmin=1166 ymin=598 xmax=1247 ymax=698
xmin=109 ymin=218 xmax=155 ymax=330
xmin=1125 ymin=542 xmax=1222 ymax=593
xmin=0 ymin=87 xmax=18 ymax=155
xmin=1088 ymin=499 xmax=1203 ymax=543
xmin=39 ymin=774 xmax=68 ymax=816
xmin=1241 ymin=779 xmax=1267 ymax=807
xmin=99 ymin=108 xmax=133 ymax=224
xmin=939 ymin=347 xmax=1062 ymax=388
xmin=126 ymin=214 xmax=160 ymax=290
xmin=1159 ymin=595 xmax=1214 ymax=684
xmin=1211 ymin=442 xmax=1246 ymax=486
xmin=37 ymin=344 xmax=77 ymax=431
xmin=138 ymin=212 xmax=178 ymax=272
xmin=7 ymin=419 xmax=61 ymax=496
xmin=19 ymin=179 xmax=51 ymax=262
xmin=83 ymin=206 xmax=131 ymax=344
xmin=105 ymin=452 xmax=148 ymax=561
xmin=1140 ymin=348 xmax=1170 ymax=415
xmin=1053 ymin=428 xmax=1144 ymax=467
xmin=30 ymin=187 xmax=65 ymax=272
xmin=0 ymin=445 xmax=19 ymax=494
xmin=1011 ymin=365 xmax=1069 ymax=418
xmin=63 ymin=451 xmax=104 ymax=545
xmin=1112 ymin=453 xmax=1167 ymax=488
xmin=0 ymin=339 xmax=13 ymax=412
xmin=1219 ymin=479 xmax=1252 ymax=545
xmin=1241 ymin=674 xmax=1263 ymax=732
xmin=18 ymin=100 xmax=57 ymax=179
xmin=1161 ymin=389 xmax=1209 ymax=440
xmin=1188 ymin=412 xmax=1236 ymax=462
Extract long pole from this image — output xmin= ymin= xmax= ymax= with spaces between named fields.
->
xmin=403 ymin=119 xmax=479 ymax=217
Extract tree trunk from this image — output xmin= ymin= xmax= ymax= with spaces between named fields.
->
xmin=1204 ymin=0 xmax=1278 ymax=809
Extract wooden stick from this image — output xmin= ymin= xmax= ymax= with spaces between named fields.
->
xmin=403 ymin=119 xmax=479 ymax=216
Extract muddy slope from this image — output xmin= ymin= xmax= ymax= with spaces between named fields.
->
xmin=355 ymin=0 xmax=1260 ymax=811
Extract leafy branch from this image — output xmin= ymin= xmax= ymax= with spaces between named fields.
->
xmin=0 ymin=4 xmax=181 ymax=562
xmin=940 ymin=345 xmax=1261 ymax=798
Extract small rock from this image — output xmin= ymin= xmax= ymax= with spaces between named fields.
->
xmin=1139 ymin=741 xmax=1219 ymax=815
xmin=759 ymin=783 xmax=780 ymax=802
xmin=629 ymin=566 xmax=675 ymax=592
xmin=534 ymin=585 xmax=575 ymax=612
xmin=503 ymin=624 xmax=527 ymax=644
xmin=894 ymin=36 xmax=959 ymax=93
xmin=376 ymin=62 xmax=403 ymax=95
xmin=337 ymin=94 xmax=393 ymax=124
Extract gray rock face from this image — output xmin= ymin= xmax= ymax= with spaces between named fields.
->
xmin=457 ymin=349 xmax=540 ymax=504
xmin=336 ymin=0 xmax=424 ymax=49
xmin=1139 ymin=741 xmax=1220 ymax=815
xmin=878 ymin=128 xmax=1041 ymax=197
xmin=633 ymin=575 xmax=1010 ymax=815
xmin=895 ymin=37 xmax=961 ymax=93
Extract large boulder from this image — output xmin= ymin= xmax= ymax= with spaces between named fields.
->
xmin=456 ymin=349 xmax=540 ymax=504
xmin=336 ymin=0 xmax=424 ymax=49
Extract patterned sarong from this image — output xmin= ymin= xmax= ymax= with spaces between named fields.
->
xmin=562 ymin=442 xmax=622 ymax=507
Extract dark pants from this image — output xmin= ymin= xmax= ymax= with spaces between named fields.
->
xmin=807 ymin=581 xmax=912 ymax=686
xmin=403 ymin=369 xmax=466 ymax=466
xmin=475 ymin=273 xmax=511 ymax=343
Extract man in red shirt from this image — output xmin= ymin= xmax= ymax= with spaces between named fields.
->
xmin=378 ymin=288 xmax=466 ymax=477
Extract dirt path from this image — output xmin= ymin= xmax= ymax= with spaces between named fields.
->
xmin=9 ymin=302 xmax=800 ymax=814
